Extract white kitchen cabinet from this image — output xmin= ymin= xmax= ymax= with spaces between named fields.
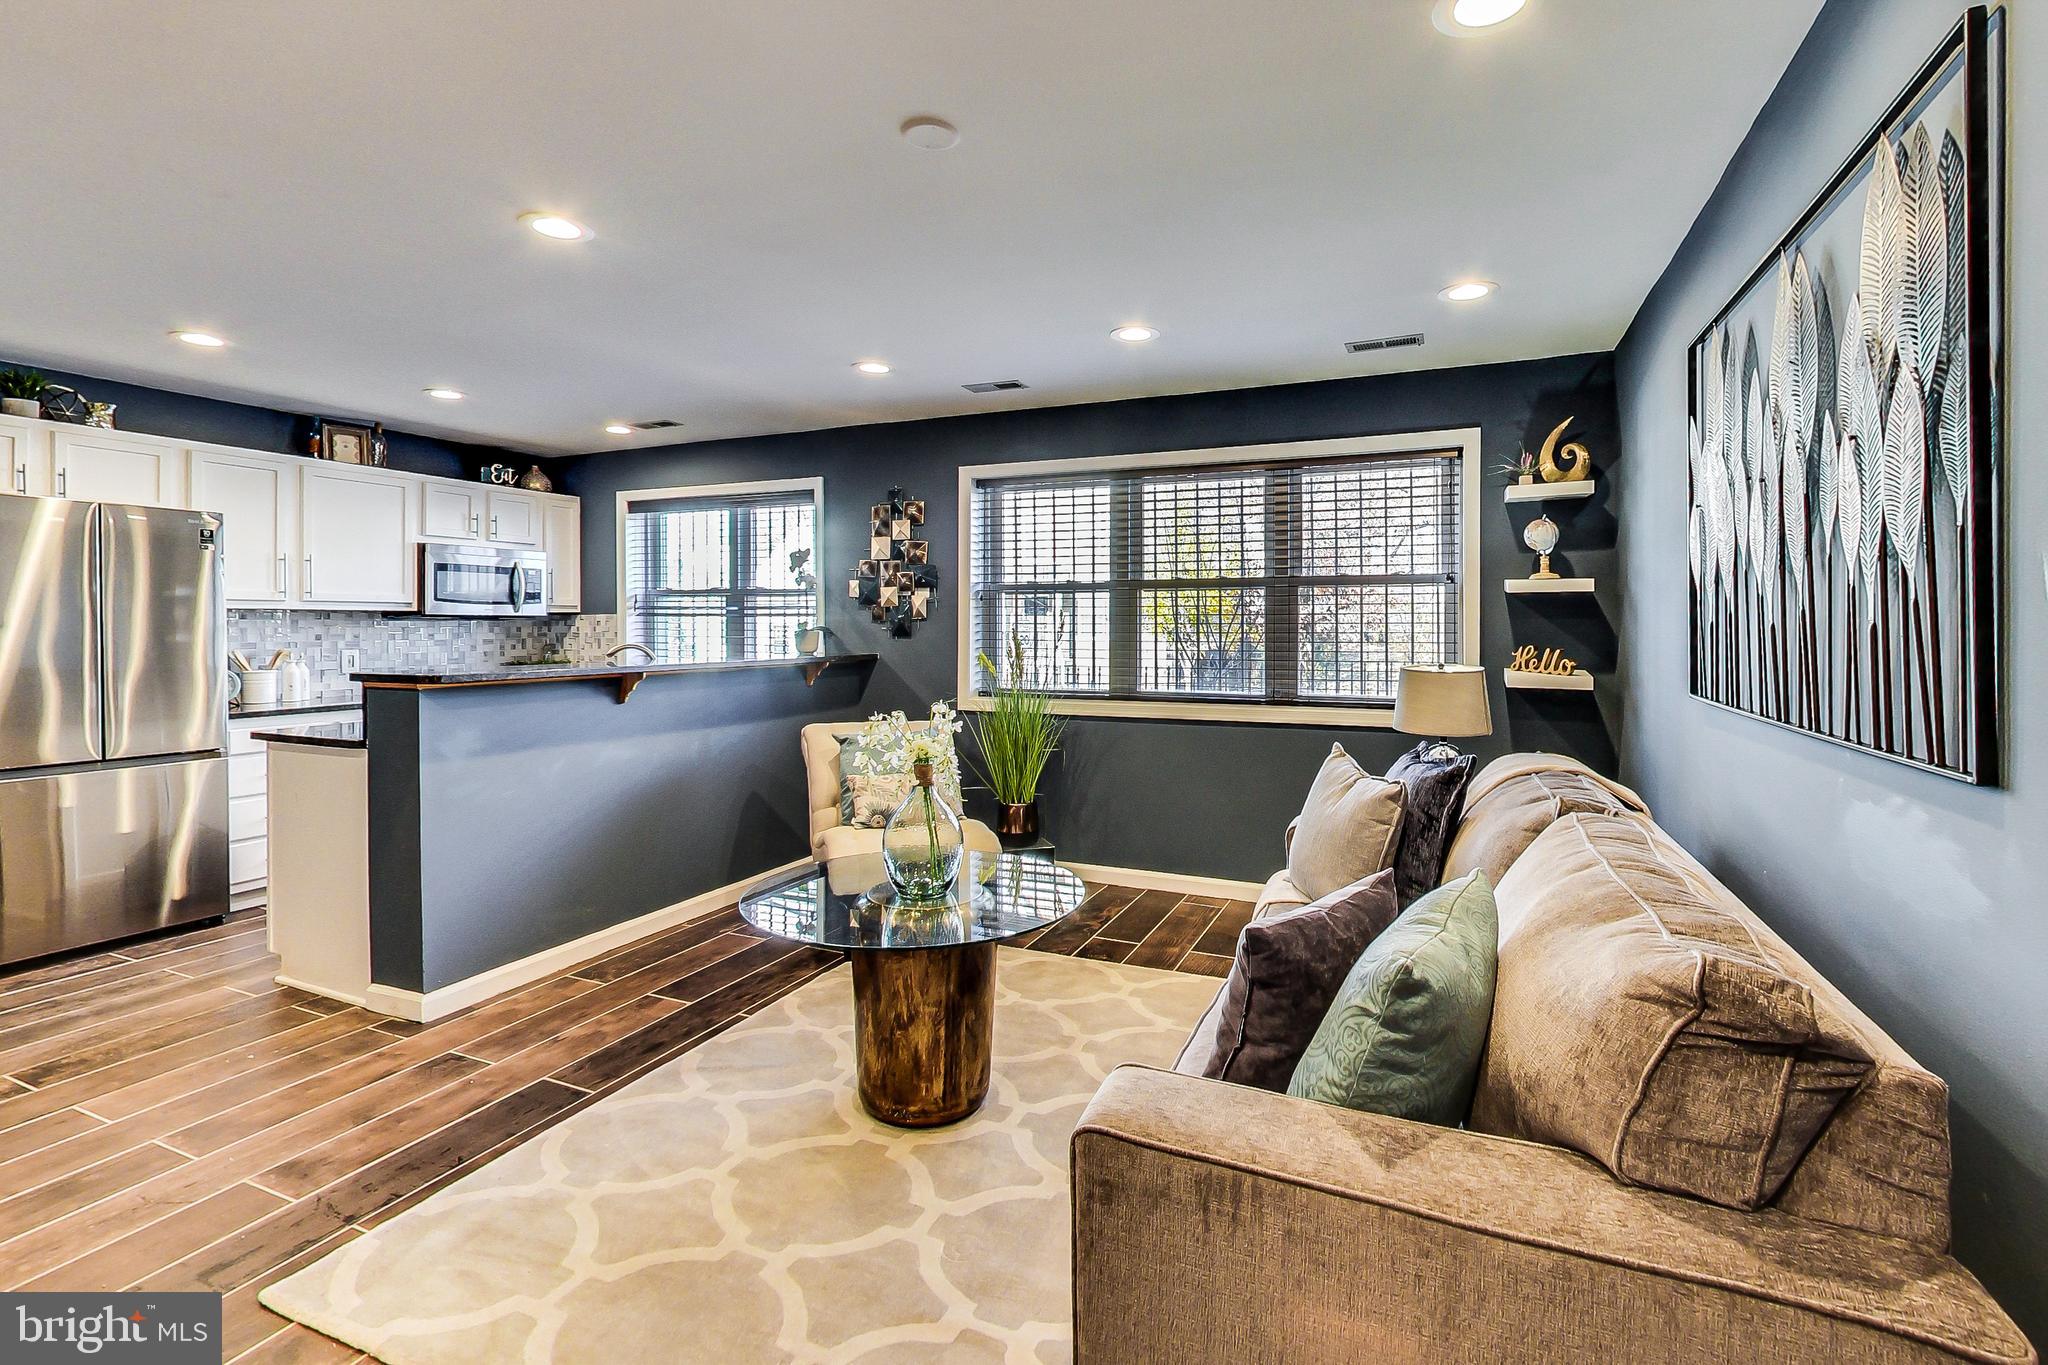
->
xmin=0 ymin=418 xmax=54 ymax=497
xmin=51 ymin=430 xmax=187 ymax=506
xmin=189 ymin=448 xmax=297 ymax=605
xmin=300 ymin=464 xmax=416 ymax=606
xmin=484 ymin=488 xmax=541 ymax=545
xmin=228 ymin=706 xmax=360 ymax=910
xmin=542 ymin=495 xmax=581 ymax=610
xmin=421 ymin=480 xmax=484 ymax=542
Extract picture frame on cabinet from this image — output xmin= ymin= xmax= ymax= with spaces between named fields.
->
xmin=318 ymin=420 xmax=376 ymax=466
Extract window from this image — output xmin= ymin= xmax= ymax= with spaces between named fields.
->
xmin=961 ymin=433 xmax=1477 ymax=723
xmin=619 ymin=480 xmax=821 ymax=664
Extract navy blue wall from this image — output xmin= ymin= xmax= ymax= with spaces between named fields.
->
xmin=561 ymin=352 xmax=1621 ymax=883
xmin=0 ymin=357 xmax=527 ymax=481
xmin=1615 ymin=0 xmax=2044 ymax=1338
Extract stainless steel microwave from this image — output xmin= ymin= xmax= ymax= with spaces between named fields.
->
xmin=419 ymin=542 xmax=550 ymax=616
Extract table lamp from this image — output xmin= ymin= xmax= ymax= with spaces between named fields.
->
xmin=1394 ymin=664 xmax=1492 ymax=762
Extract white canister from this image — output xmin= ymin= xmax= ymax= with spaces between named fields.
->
xmin=238 ymin=669 xmax=280 ymax=708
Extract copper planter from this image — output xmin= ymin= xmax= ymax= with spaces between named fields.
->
xmin=995 ymin=801 xmax=1039 ymax=844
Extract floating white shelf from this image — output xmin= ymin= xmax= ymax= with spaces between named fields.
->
xmin=1504 ymin=577 xmax=1596 ymax=594
xmin=1504 ymin=480 xmax=1595 ymax=503
xmin=1504 ymin=668 xmax=1596 ymax=692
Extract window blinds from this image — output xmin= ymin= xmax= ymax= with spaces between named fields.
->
xmin=968 ymin=448 xmax=1461 ymax=707
xmin=624 ymin=490 xmax=816 ymax=664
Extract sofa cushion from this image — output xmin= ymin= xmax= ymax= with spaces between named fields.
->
xmin=1252 ymin=869 xmax=1311 ymax=919
xmin=1286 ymin=745 xmax=1404 ymax=903
xmin=1182 ymin=869 xmax=1400 ymax=1092
xmin=1470 ymin=813 xmax=1875 ymax=1212
xmin=1287 ymin=871 xmax=1498 ymax=1123
xmin=1441 ymin=756 xmax=1646 ymax=890
xmin=1383 ymin=742 xmax=1477 ymax=905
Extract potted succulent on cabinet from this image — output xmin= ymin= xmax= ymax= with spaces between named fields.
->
xmin=0 ymin=369 xmax=48 ymax=419
xmin=967 ymin=634 xmax=1066 ymax=847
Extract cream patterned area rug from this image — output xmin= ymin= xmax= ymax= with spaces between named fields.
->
xmin=260 ymin=948 xmax=1220 ymax=1364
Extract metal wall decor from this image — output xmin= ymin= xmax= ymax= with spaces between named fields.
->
xmin=1687 ymin=8 xmax=2003 ymax=784
xmin=848 ymin=487 xmax=935 ymax=638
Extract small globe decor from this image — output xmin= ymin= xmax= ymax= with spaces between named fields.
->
xmin=1522 ymin=513 xmax=1561 ymax=580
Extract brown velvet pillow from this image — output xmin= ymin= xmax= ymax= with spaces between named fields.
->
xmin=1192 ymin=869 xmax=1401 ymax=1092
xmin=1383 ymin=741 xmax=1476 ymax=906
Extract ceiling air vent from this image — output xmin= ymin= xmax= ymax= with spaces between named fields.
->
xmin=630 ymin=419 xmax=682 ymax=430
xmin=1345 ymin=333 xmax=1426 ymax=354
xmin=961 ymin=380 xmax=1029 ymax=393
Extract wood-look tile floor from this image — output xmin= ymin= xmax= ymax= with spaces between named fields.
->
xmin=0 ymin=884 xmax=1246 ymax=1362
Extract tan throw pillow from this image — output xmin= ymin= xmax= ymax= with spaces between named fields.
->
xmin=1469 ymin=812 xmax=1873 ymax=1211
xmin=1285 ymin=744 xmax=1404 ymax=904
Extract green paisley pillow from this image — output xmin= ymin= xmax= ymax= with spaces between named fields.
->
xmin=1286 ymin=871 xmax=1497 ymax=1124
xmin=837 ymin=732 xmax=964 ymax=829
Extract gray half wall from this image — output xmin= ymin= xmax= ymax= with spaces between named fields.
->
xmin=1613 ymin=0 xmax=2045 ymax=1338
xmin=563 ymin=352 xmax=1623 ymax=882
xmin=364 ymin=663 xmax=873 ymax=994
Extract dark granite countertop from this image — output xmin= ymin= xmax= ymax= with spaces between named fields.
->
xmin=252 ymin=721 xmax=366 ymax=749
xmin=352 ymin=652 xmax=878 ymax=687
xmin=229 ymin=695 xmax=362 ymax=721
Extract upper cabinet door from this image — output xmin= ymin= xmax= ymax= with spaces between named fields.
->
xmin=484 ymin=489 xmax=540 ymax=545
xmin=421 ymin=481 xmax=483 ymax=542
xmin=52 ymin=431 xmax=187 ymax=507
xmin=300 ymin=465 xmax=415 ymax=606
xmin=189 ymin=450 xmax=295 ymax=605
xmin=0 ymin=419 xmax=55 ymax=497
xmin=542 ymin=497 xmax=581 ymax=610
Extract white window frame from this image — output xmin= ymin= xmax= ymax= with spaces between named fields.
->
xmin=956 ymin=430 xmax=1480 ymax=727
xmin=614 ymin=476 xmax=825 ymax=663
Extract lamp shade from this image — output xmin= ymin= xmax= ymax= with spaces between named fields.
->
xmin=1394 ymin=664 xmax=1491 ymax=738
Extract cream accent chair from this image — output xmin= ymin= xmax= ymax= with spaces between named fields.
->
xmin=800 ymin=721 xmax=1001 ymax=864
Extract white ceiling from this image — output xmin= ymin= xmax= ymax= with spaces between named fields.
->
xmin=0 ymin=1 xmax=1821 ymax=456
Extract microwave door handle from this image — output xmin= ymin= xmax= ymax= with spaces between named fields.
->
xmin=507 ymin=564 xmax=523 ymax=608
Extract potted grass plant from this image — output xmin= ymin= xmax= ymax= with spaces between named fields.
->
xmin=968 ymin=634 xmax=1066 ymax=847
xmin=0 ymin=369 xmax=48 ymax=420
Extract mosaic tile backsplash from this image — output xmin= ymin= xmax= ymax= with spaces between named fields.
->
xmin=228 ymin=611 xmax=623 ymax=696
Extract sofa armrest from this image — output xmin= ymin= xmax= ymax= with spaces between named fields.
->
xmin=1072 ymin=1067 xmax=2033 ymax=1364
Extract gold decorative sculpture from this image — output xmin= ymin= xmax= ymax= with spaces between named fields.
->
xmin=1510 ymin=645 xmax=1581 ymax=676
xmin=1536 ymin=416 xmax=1592 ymax=482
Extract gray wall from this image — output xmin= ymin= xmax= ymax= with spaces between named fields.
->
xmin=1613 ymin=0 xmax=2044 ymax=1338
xmin=0 ymin=356 xmax=530 ymax=481
xmin=365 ymin=664 xmax=874 ymax=993
xmin=563 ymin=353 xmax=1621 ymax=881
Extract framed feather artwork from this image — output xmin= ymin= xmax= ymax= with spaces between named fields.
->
xmin=1687 ymin=6 xmax=2005 ymax=784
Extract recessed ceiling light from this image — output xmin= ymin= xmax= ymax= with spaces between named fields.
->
xmin=171 ymin=330 xmax=226 ymax=348
xmin=1111 ymin=325 xmax=1159 ymax=343
xmin=520 ymin=212 xmax=593 ymax=241
xmin=1433 ymin=0 xmax=1527 ymax=33
xmin=853 ymin=360 xmax=893 ymax=375
xmin=899 ymin=116 xmax=960 ymax=151
xmin=423 ymin=387 xmax=465 ymax=401
xmin=1439 ymin=280 xmax=1497 ymax=302
xmin=604 ymin=423 xmax=634 ymax=435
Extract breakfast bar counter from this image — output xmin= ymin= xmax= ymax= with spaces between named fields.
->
xmin=257 ymin=653 xmax=879 ymax=1020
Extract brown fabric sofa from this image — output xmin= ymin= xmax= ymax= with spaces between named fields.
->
xmin=1072 ymin=753 xmax=2035 ymax=1364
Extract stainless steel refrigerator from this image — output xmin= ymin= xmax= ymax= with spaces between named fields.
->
xmin=0 ymin=497 xmax=229 ymax=968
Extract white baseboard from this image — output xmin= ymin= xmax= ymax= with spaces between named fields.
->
xmin=360 ymin=857 xmax=812 ymax=1023
xmin=1059 ymin=861 xmax=1265 ymax=902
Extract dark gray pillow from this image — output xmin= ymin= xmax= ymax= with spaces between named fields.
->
xmin=1384 ymin=741 xmax=1476 ymax=906
xmin=1192 ymin=869 xmax=1401 ymax=1092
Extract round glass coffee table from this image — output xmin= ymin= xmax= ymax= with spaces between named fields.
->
xmin=739 ymin=849 xmax=1085 ymax=1126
